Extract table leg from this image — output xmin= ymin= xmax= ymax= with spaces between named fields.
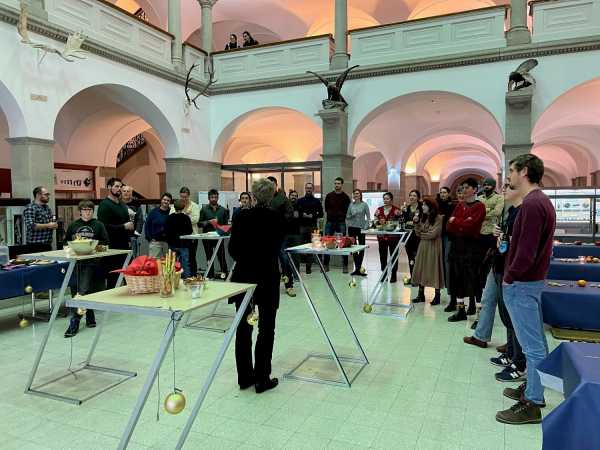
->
xmin=118 ymin=311 xmax=184 ymax=450
xmin=115 ymin=251 xmax=133 ymax=289
xmin=175 ymin=287 xmax=255 ymax=450
xmin=25 ymin=260 xmax=76 ymax=393
xmin=366 ymin=241 xmax=400 ymax=306
xmin=287 ymin=255 xmax=352 ymax=387
xmin=203 ymin=238 xmax=221 ymax=279
xmin=314 ymin=256 xmax=369 ymax=365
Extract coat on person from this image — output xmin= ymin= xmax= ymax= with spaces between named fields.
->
xmin=412 ymin=214 xmax=445 ymax=289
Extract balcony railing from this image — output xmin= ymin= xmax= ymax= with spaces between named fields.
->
xmin=349 ymin=6 xmax=507 ymax=67
xmin=45 ymin=0 xmax=174 ymax=67
xmin=183 ymin=43 xmax=207 ymax=82
xmin=116 ymin=133 xmax=146 ymax=167
xmin=531 ymin=0 xmax=600 ymax=43
xmin=212 ymin=34 xmax=334 ymax=84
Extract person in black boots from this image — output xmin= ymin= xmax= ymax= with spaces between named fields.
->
xmin=437 ymin=187 xmax=456 ymax=310
xmin=64 ymin=200 xmax=109 ymax=338
xmin=446 ymin=178 xmax=486 ymax=322
xmin=297 ymin=182 xmax=323 ymax=274
xmin=401 ymin=190 xmax=423 ymax=283
xmin=411 ymin=197 xmax=444 ymax=305
xmin=323 ymin=177 xmax=351 ymax=272
xmin=229 ymin=178 xmax=284 ymax=394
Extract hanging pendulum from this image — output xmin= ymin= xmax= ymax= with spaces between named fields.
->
xmin=164 ymin=313 xmax=186 ymax=415
xmin=246 ymin=303 xmax=259 ymax=326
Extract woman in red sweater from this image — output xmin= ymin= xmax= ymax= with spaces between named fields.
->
xmin=374 ymin=192 xmax=402 ymax=283
xmin=446 ymin=178 xmax=486 ymax=322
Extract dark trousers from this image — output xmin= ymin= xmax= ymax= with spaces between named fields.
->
xmin=348 ymin=227 xmax=366 ymax=271
xmin=405 ymin=234 xmax=420 ymax=277
xmin=378 ymin=238 xmax=400 ymax=279
xmin=299 ymin=226 xmax=315 ymax=269
xmin=323 ymin=222 xmax=348 ymax=267
xmin=281 ymin=234 xmax=301 ymax=287
xmin=189 ymin=240 xmax=198 ymax=276
xmin=234 ymin=299 xmax=278 ymax=385
xmin=202 ymin=240 xmax=228 ymax=277
xmin=71 ymin=263 xmax=105 ymax=322
xmin=105 ymin=254 xmax=128 ymax=289
xmin=497 ymin=281 xmax=526 ymax=372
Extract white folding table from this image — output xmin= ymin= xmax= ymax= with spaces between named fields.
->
xmin=28 ymin=279 xmax=255 ymax=450
xmin=362 ymin=229 xmax=413 ymax=318
xmin=20 ymin=248 xmax=133 ymax=402
xmin=181 ymin=232 xmax=236 ymax=332
xmin=285 ymin=243 xmax=369 ymax=388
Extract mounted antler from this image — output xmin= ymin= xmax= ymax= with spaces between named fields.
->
xmin=185 ymin=62 xmax=217 ymax=109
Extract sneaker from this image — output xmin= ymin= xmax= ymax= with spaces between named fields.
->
xmin=496 ymin=364 xmax=526 ymax=383
xmin=490 ymin=354 xmax=512 ymax=367
xmin=504 ymin=383 xmax=546 ymax=407
xmin=64 ymin=317 xmax=80 ymax=338
xmin=463 ymin=336 xmax=487 ymax=348
xmin=286 ymin=287 xmax=297 ymax=298
xmin=496 ymin=400 xmax=542 ymax=425
xmin=448 ymin=306 xmax=467 ymax=322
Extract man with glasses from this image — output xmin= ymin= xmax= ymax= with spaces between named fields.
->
xmin=24 ymin=186 xmax=57 ymax=252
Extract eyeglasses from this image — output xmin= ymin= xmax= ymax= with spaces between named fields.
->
xmin=41 ymin=193 xmax=50 ymax=196
xmin=81 ymin=208 xmax=94 ymax=212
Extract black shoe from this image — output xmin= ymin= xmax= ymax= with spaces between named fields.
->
xmin=255 ymin=378 xmax=279 ymax=394
xmin=448 ymin=307 xmax=467 ymax=322
xmin=430 ymin=294 xmax=441 ymax=306
xmin=490 ymin=354 xmax=512 ymax=367
xmin=64 ymin=317 xmax=80 ymax=338
xmin=86 ymin=310 xmax=96 ymax=328
xmin=239 ymin=378 xmax=255 ymax=390
xmin=470 ymin=320 xmax=478 ymax=330
xmin=306 ymin=266 xmax=312 ymax=275
xmin=390 ymin=276 xmax=397 ymax=283
xmin=496 ymin=400 xmax=542 ymax=425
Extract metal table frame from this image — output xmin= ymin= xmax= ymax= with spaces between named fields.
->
xmin=363 ymin=230 xmax=413 ymax=319
xmin=19 ymin=249 xmax=133 ymax=404
xmin=181 ymin=233 xmax=236 ymax=332
xmin=285 ymin=243 xmax=369 ymax=388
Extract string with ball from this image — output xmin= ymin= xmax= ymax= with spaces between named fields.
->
xmin=157 ymin=311 xmax=186 ymax=416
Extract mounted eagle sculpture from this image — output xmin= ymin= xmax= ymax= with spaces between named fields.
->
xmin=307 ymin=65 xmax=360 ymax=110
xmin=508 ymin=59 xmax=538 ymax=91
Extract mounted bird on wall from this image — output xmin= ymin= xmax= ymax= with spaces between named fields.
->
xmin=307 ymin=65 xmax=360 ymax=110
xmin=508 ymin=59 xmax=538 ymax=91
xmin=17 ymin=0 xmax=89 ymax=63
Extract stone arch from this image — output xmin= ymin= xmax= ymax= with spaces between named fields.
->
xmin=214 ymin=107 xmax=322 ymax=164
xmin=0 ymin=80 xmax=27 ymax=137
xmin=354 ymin=151 xmax=388 ymax=191
xmin=447 ymin=169 xmax=493 ymax=193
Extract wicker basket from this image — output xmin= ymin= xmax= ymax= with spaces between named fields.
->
xmin=124 ymin=274 xmax=161 ymax=294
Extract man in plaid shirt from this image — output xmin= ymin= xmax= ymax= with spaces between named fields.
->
xmin=23 ymin=186 xmax=57 ymax=251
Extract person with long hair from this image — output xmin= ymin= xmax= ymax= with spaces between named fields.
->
xmin=225 ymin=33 xmax=238 ymax=50
xmin=242 ymin=31 xmax=259 ymax=47
xmin=401 ymin=189 xmax=423 ymax=283
xmin=346 ymin=189 xmax=370 ymax=276
xmin=411 ymin=197 xmax=445 ymax=305
xmin=375 ymin=192 xmax=402 ymax=283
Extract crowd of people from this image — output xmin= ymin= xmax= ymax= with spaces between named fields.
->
xmin=23 ymin=154 xmax=556 ymax=410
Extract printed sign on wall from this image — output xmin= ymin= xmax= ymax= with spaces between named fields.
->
xmin=54 ymin=169 xmax=95 ymax=191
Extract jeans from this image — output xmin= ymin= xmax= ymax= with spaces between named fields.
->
xmin=498 ymin=287 xmax=526 ymax=372
xmin=503 ymin=280 xmax=548 ymax=405
xmin=473 ymin=270 xmax=502 ymax=342
xmin=323 ymin=222 xmax=348 ymax=267
xmin=170 ymin=247 xmax=191 ymax=278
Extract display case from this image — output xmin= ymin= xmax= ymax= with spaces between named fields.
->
xmin=543 ymin=188 xmax=598 ymax=241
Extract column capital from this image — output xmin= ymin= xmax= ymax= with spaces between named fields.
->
xmin=197 ymin=0 xmax=217 ymax=8
xmin=6 ymin=137 xmax=55 ymax=146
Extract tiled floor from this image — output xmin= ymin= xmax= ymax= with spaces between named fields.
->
xmin=0 ymin=247 xmax=559 ymax=449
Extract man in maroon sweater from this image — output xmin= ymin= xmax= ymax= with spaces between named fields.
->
xmin=446 ymin=178 xmax=486 ymax=322
xmin=496 ymin=154 xmax=555 ymax=425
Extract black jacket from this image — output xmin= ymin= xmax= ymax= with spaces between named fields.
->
xmin=229 ymin=207 xmax=284 ymax=307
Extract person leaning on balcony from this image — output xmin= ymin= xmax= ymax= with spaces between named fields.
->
xmin=225 ymin=33 xmax=238 ymax=50
xmin=242 ymin=30 xmax=259 ymax=47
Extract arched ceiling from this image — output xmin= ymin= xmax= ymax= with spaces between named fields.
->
xmin=220 ymin=108 xmax=322 ymax=164
xmin=352 ymin=91 xmax=504 ymax=175
xmin=533 ymin=77 xmax=600 ymax=175
xmin=423 ymin=150 xmax=499 ymax=182
xmin=122 ymin=0 xmax=508 ymax=51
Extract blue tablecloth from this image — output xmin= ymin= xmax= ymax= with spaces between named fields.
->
xmin=547 ymin=260 xmax=600 ymax=282
xmin=553 ymin=244 xmax=600 ymax=258
xmin=0 ymin=263 xmax=70 ymax=300
xmin=539 ymin=343 xmax=600 ymax=450
xmin=542 ymin=281 xmax=600 ymax=331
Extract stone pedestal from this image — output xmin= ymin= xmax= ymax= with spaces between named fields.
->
xmin=317 ymin=107 xmax=354 ymax=197
xmin=504 ymin=88 xmax=534 ymax=170
xmin=7 ymin=137 xmax=54 ymax=201
xmin=165 ymin=158 xmax=221 ymax=201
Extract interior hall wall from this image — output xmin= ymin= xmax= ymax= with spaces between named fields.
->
xmin=116 ymin=138 xmax=165 ymax=199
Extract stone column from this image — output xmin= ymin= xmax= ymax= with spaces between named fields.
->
xmin=165 ymin=158 xmax=221 ymax=201
xmin=168 ymin=0 xmax=183 ymax=69
xmin=331 ymin=0 xmax=349 ymax=70
xmin=198 ymin=0 xmax=217 ymax=53
xmin=317 ymin=107 xmax=354 ymax=198
xmin=503 ymin=87 xmax=533 ymax=170
xmin=507 ymin=0 xmax=531 ymax=46
xmin=7 ymin=137 xmax=54 ymax=203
